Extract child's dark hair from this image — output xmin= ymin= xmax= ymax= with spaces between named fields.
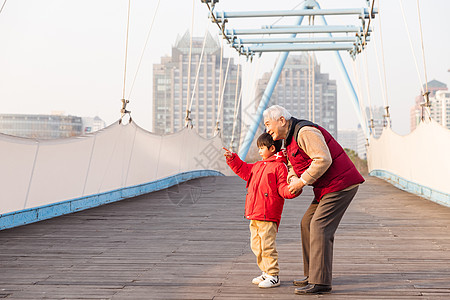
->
xmin=257 ymin=132 xmax=282 ymax=152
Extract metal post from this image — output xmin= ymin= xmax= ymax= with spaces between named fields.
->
xmin=225 ymin=25 xmax=361 ymax=35
xmin=384 ymin=105 xmax=391 ymax=128
xmin=238 ymin=15 xmax=306 ymax=159
xmin=247 ymin=43 xmax=355 ymax=52
xmin=214 ymin=8 xmax=376 ymax=19
xmin=235 ymin=36 xmax=365 ymax=44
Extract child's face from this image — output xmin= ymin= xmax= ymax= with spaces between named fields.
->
xmin=258 ymin=145 xmax=275 ymax=160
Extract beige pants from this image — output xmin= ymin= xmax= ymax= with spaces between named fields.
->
xmin=249 ymin=220 xmax=279 ymax=276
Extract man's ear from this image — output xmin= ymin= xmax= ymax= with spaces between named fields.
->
xmin=279 ymin=116 xmax=287 ymax=126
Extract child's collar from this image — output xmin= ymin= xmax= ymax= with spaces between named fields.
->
xmin=263 ymin=150 xmax=287 ymax=162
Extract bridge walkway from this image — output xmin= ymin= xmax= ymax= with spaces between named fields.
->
xmin=1 ymin=176 xmax=450 ymax=299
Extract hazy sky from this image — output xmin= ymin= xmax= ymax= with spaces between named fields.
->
xmin=1 ymin=0 xmax=449 ymax=135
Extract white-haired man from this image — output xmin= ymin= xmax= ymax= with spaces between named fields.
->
xmin=263 ymin=105 xmax=364 ymax=295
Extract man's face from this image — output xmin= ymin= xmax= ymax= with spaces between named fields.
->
xmin=264 ymin=117 xmax=286 ymax=141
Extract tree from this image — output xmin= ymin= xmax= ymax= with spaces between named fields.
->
xmin=344 ymin=148 xmax=368 ymax=176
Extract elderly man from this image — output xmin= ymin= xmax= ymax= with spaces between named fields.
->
xmin=263 ymin=105 xmax=364 ymax=295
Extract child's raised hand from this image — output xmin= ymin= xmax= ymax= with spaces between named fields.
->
xmin=223 ymin=147 xmax=233 ymax=158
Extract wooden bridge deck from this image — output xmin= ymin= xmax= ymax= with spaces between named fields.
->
xmin=1 ymin=176 xmax=450 ymax=299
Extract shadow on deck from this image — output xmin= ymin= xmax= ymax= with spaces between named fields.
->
xmin=1 ymin=176 xmax=450 ymax=299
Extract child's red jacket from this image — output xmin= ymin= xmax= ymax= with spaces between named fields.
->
xmin=226 ymin=151 xmax=298 ymax=228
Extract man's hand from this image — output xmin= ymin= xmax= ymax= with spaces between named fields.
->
xmin=223 ymin=147 xmax=233 ymax=158
xmin=288 ymin=177 xmax=305 ymax=195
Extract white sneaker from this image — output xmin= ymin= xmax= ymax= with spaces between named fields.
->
xmin=258 ymin=274 xmax=280 ymax=288
xmin=252 ymin=272 xmax=266 ymax=284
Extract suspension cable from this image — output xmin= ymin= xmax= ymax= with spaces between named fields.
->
xmin=244 ymin=58 xmax=255 ymax=105
xmin=271 ymin=0 xmax=307 ymax=26
xmin=0 ymin=0 xmax=7 ymax=15
xmin=122 ymin=0 xmax=132 ymax=101
xmin=185 ymin=0 xmax=196 ymax=126
xmin=205 ymin=2 xmax=232 ymax=45
xmin=304 ymin=61 xmax=308 ymax=121
xmin=188 ymin=29 xmax=209 ymax=113
xmin=231 ymin=87 xmax=243 ymax=151
xmin=120 ymin=0 xmax=132 ymax=122
xmin=215 ymin=38 xmax=224 ymax=132
xmin=311 ymin=59 xmax=315 ymax=123
xmin=245 ymin=31 xmax=264 ymax=108
xmin=362 ymin=0 xmax=376 ymax=47
xmin=416 ymin=0 xmax=429 ymax=93
xmin=398 ymin=0 xmax=425 ymax=94
xmin=311 ymin=16 xmax=316 ymax=122
xmin=416 ymin=0 xmax=431 ymax=121
xmin=312 ymin=53 xmax=315 ymax=123
xmin=306 ymin=15 xmax=316 ymax=121
xmin=230 ymin=61 xmax=242 ymax=151
xmin=363 ymin=50 xmax=375 ymax=131
xmin=351 ymin=57 xmax=370 ymax=139
xmin=311 ymin=17 xmax=315 ymax=123
xmin=371 ymin=29 xmax=388 ymax=123
xmin=351 ymin=59 xmax=364 ymax=117
xmin=376 ymin=0 xmax=391 ymax=127
xmin=127 ymin=0 xmax=161 ymax=99
xmin=307 ymin=17 xmax=310 ymax=120
xmin=233 ymin=61 xmax=241 ymax=119
xmin=308 ymin=52 xmax=312 ymax=120
xmin=241 ymin=48 xmax=262 ymax=144
xmin=215 ymin=57 xmax=231 ymax=132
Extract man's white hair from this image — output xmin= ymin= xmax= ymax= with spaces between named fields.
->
xmin=263 ymin=105 xmax=292 ymax=121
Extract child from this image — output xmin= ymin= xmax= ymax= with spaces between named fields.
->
xmin=223 ymin=132 xmax=299 ymax=288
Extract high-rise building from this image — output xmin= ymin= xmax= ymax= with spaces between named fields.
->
xmin=338 ymin=129 xmax=358 ymax=152
xmin=255 ymin=54 xmax=337 ymax=138
xmin=0 ymin=113 xmax=105 ymax=139
xmin=153 ymin=31 xmax=242 ymax=150
xmin=430 ymin=90 xmax=450 ymax=130
xmin=82 ymin=116 xmax=107 ymax=134
xmin=410 ymin=80 xmax=448 ymax=132
xmin=366 ymin=106 xmax=386 ymax=138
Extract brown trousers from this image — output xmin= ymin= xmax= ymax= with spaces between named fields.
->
xmin=249 ymin=220 xmax=279 ymax=276
xmin=301 ymin=185 xmax=359 ymax=285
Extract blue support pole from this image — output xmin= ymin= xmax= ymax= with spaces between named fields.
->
xmin=238 ymin=14 xmax=306 ymax=160
xmin=237 ymin=0 xmax=370 ymax=159
xmin=316 ymin=12 xmax=369 ymax=139
xmin=330 ymin=48 xmax=369 ymax=139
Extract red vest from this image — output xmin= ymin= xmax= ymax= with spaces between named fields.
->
xmin=285 ymin=118 xmax=364 ymax=200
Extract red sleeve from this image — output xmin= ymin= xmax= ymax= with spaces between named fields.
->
xmin=276 ymin=163 xmax=301 ymax=199
xmin=226 ymin=153 xmax=254 ymax=182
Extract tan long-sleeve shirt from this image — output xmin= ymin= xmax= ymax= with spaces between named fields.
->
xmin=287 ymin=126 xmax=332 ymax=185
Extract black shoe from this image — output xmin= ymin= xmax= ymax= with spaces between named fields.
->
xmin=293 ymin=276 xmax=309 ymax=287
xmin=294 ymin=284 xmax=332 ymax=295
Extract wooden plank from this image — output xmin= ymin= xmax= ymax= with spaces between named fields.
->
xmin=1 ymin=176 xmax=450 ymax=299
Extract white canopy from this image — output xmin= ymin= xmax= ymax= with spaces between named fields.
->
xmin=0 ymin=121 xmax=233 ymax=215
